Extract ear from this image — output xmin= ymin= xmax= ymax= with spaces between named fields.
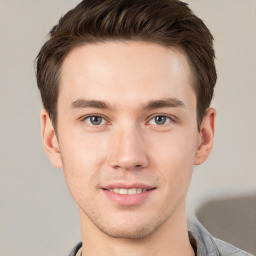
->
xmin=194 ymin=108 xmax=216 ymax=165
xmin=41 ymin=109 xmax=63 ymax=168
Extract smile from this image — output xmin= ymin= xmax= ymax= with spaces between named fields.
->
xmin=102 ymin=185 xmax=156 ymax=206
xmin=108 ymin=188 xmax=149 ymax=195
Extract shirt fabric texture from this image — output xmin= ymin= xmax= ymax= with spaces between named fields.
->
xmin=68 ymin=219 xmax=254 ymax=256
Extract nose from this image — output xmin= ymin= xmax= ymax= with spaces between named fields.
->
xmin=107 ymin=125 xmax=149 ymax=171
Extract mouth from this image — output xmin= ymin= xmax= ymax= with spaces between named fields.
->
xmin=102 ymin=184 xmax=156 ymax=206
xmin=103 ymin=187 xmax=155 ymax=195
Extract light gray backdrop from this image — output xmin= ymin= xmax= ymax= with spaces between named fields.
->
xmin=0 ymin=0 xmax=255 ymax=255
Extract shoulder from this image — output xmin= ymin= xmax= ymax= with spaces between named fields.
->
xmin=188 ymin=217 xmax=254 ymax=256
xmin=213 ymin=238 xmax=254 ymax=256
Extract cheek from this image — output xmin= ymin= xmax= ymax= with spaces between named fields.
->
xmin=148 ymin=129 xmax=198 ymax=190
xmin=57 ymin=131 xmax=109 ymax=203
xmin=149 ymin=127 xmax=198 ymax=165
xmin=59 ymin=129 xmax=108 ymax=172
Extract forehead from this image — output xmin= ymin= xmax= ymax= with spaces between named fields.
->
xmin=59 ymin=41 xmax=195 ymax=109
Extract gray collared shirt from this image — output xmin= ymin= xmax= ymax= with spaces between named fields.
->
xmin=187 ymin=218 xmax=253 ymax=256
xmin=68 ymin=219 xmax=254 ymax=256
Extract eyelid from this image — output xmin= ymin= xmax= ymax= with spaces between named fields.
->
xmin=80 ymin=114 xmax=111 ymax=126
xmin=79 ymin=113 xmax=176 ymax=126
xmin=146 ymin=114 xmax=176 ymax=125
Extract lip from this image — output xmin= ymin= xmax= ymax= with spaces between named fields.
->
xmin=103 ymin=183 xmax=155 ymax=190
xmin=102 ymin=183 xmax=156 ymax=206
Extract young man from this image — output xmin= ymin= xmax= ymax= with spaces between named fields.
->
xmin=36 ymin=0 xmax=252 ymax=255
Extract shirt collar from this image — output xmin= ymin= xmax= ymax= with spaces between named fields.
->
xmin=188 ymin=218 xmax=220 ymax=256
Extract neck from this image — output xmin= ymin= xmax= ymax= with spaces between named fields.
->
xmin=79 ymin=200 xmax=194 ymax=256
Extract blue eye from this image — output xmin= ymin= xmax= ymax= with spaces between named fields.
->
xmin=148 ymin=116 xmax=171 ymax=125
xmin=84 ymin=116 xmax=106 ymax=126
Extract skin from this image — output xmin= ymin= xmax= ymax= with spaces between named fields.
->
xmin=41 ymin=41 xmax=215 ymax=256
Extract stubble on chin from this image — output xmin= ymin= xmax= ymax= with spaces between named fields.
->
xmin=80 ymin=200 xmax=176 ymax=240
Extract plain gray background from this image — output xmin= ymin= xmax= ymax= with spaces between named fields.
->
xmin=0 ymin=0 xmax=255 ymax=255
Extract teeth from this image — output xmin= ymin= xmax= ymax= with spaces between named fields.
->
xmin=128 ymin=188 xmax=137 ymax=195
xmin=113 ymin=188 xmax=119 ymax=193
xmin=136 ymin=188 xmax=142 ymax=194
xmin=108 ymin=188 xmax=148 ymax=195
xmin=119 ymin=188 xmax=127 ymax=195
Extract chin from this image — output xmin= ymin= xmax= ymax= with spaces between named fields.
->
xmin=92 ymin=214 xmax=167 ymax=239
xmin=98 ymin=224 xmax=156 ymax=239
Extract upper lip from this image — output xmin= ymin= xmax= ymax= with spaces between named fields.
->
xmin=103 ymin=183 xmax=156 ymax=190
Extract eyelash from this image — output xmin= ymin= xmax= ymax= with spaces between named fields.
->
xmin=81 ymin=114 xmax=109 ymax=127
xmin=147 ymin=115 xmax=173 ymax=126
xmin=81 ymin=114 xmax=175 ymax=127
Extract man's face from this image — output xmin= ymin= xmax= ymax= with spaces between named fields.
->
xmin=52 ymin=41 xmax=203 ymax=238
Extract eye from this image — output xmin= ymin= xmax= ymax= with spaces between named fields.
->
xmin=148 ymin=115 xmax=172 ymax=125
xmin=83 ymin=116 xmax=107 ymax=126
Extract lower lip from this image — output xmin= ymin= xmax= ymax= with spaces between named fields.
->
xmin=102 ymin=189 xmax=155 ymax=206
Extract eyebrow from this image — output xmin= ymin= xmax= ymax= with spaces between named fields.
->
xmin=142 ymin=98 xmax=185 ymax=110
xmin=71 ymin=97 xmax=185 ymax=111
xmin=71 ymin=99 xmax=116 ymax=110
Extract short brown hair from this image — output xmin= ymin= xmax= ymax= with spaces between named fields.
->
xmin=36 ymin=0 xmax=217 ymax=129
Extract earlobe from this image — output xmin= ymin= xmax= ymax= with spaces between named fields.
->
xmin=41 ymin=109 xmax=63 ymax=168
xmin=194 ymin=108 xmax=216 ymax=165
